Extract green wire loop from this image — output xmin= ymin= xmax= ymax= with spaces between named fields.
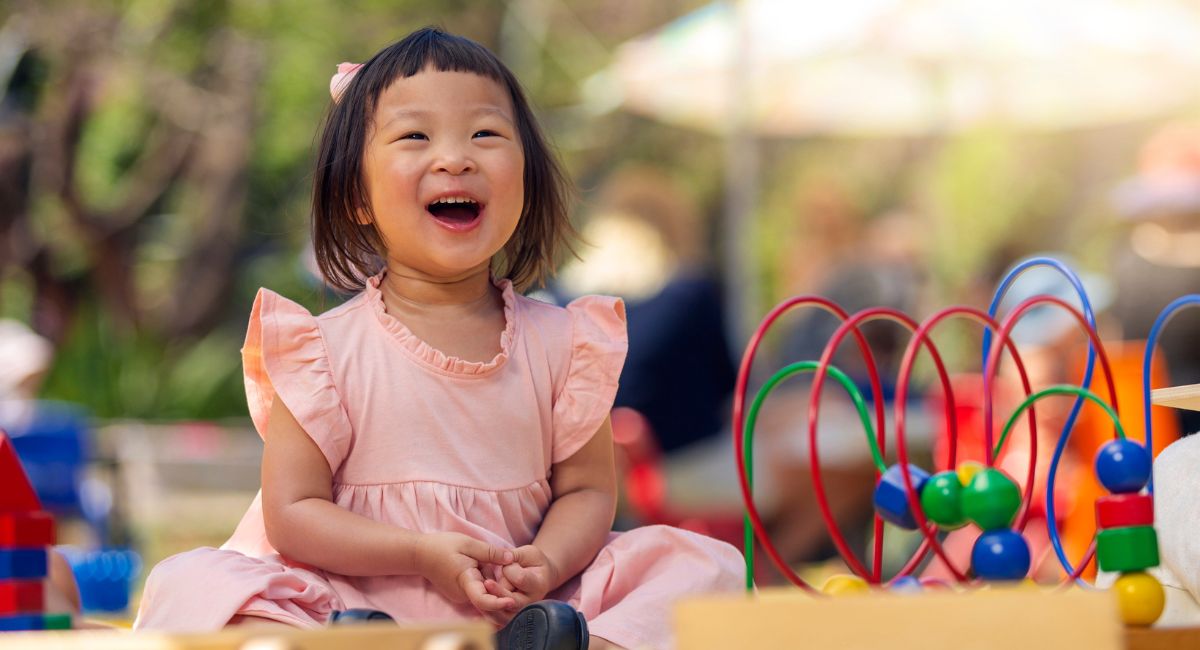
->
xmin=994 ymin=384 xmax=1126 ymax=458
xmin=742 ymin=361 xmax=884 ymax=590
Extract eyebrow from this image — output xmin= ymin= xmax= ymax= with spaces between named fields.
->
xmin=382 ymin=106 xmax=514 ymax=129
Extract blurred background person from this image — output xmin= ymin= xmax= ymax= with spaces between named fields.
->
xmin=551 ymin=164 xmax=738 ymax=458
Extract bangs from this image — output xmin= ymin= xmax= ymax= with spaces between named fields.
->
xmin=359 ymin=29 xmax=509 ymax=109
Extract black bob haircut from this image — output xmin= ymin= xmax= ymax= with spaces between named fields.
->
xmin=312 ymin=27 xmax=574 ymax=293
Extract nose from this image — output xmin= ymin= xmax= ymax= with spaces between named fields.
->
xmin=432 ymin=143 xmax=476 ymax=176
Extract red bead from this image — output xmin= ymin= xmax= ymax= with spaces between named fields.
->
xmin=1096 ymin=494 xmax=1153 ymax=530
xmin=0 ymin=512 xmax=55 ymax=547
xmin=0 ymin=581 xmax=43 ymax=614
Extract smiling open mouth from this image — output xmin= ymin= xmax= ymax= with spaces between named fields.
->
xmin=427 ymin=197 xmax=482 ymax=228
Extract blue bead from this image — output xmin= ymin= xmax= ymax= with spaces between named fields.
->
xmin=873 ymin=464 xmax=931 ymax=529
xmin=1095 ymin=439 xmax=1152 ymax=494
xmin=889 ymin=575 xmax=923 ymax=592
xmin=971 ymin=529 xmax=1031 ymax=581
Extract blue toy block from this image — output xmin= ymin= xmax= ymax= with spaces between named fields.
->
xmin=872 ymin=463 xmax=931 ymax=529
xmin=0 ymin=613 xmax=44 ymax=631
xmin=0 ymin=548 xmax=47 ymax=580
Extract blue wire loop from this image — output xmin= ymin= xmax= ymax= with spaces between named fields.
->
xmin=1142 ymin=295 xmax=1200 ymax=494
xmin=985 ymin=256 xmax=1097 ymax=581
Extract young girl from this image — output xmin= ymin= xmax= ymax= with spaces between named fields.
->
xmin=132 ymin=27 xmax=743 ymax=649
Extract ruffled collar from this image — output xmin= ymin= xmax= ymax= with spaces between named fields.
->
xmin=364 ymin=272 xmax=517 ymax=377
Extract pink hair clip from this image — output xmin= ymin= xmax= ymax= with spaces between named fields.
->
xmin=329 ymin=62 xmax=363 ymax=103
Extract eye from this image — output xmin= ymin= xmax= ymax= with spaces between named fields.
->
xmin=473 ymin=130 xmax=498 ymax=138
xmin=397 ymin=132 xmax=427 ymax=141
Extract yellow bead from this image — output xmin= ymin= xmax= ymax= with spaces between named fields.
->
xmin=1113 ymin=572 xmax=1164 ymax=626
xmin=821 ymin=574 xmax=871 ymax=596
xmin=957 ymin=460 xmax=985 ymax=488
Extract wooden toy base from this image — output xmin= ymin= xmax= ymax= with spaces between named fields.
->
xmin=673 ymin=587 xmax=1198 ymax=650
xmin=0 ymin=621 xmax=492 ymax=649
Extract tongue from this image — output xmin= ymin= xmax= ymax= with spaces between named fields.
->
xmin=429 ymin=204 xmax=478 ymax=223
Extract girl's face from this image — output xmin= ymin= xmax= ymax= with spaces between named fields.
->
xmin=363 ymin=68 xmax=525 ymax=280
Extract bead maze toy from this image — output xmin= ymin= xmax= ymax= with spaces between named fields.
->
xmin=734 ymin=256 xmax=1196 ymax=628
xmin=0 ymin=430 xmax=71 ymax=631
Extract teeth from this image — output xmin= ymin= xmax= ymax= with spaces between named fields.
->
xmin=431 ymin=196 xmax=477 ymax=205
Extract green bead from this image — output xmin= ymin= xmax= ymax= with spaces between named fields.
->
xmin=1097 ymin=526 xmax=1159 ymax=573
xmin=920 ymin=471 xmax=967 ymax=530
xmin=961 ymin=468 xmax=1021 ymax=530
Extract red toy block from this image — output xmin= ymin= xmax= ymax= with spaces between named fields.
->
xmin=0 ymin=580 xmax=43 ymax=614
xmin=0 ymin=512 xmax=55 ymax=547
xmin=0 ymin=433 xmax=41 ymax=512
xmin=1096 ymin=493 xmax=1154 ymax=529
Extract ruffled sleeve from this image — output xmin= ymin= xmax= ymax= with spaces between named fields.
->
xmin=551 ymin=295 xmax=628 ymax=463
xmin=242 ymin=289 xmax=353 ymax=474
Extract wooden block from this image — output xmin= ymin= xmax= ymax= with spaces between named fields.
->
xmin=0 ymin=580 xmax=43 ymax=614
xmin=1151 ymin=384 xmax=1200 ymax=411
xmin=39 ymin=613 xmax=71 ymax=630
xmin=0 ymin=613 xmax=43 ymax=631
xmin=0 ymin=621 xmax=492 ymax=649
xmin=0 ymin=512 xmax=56 ymax=547
xmin=0 ymin=549 xmax=47 ymax=580
xmin=675 ymin=587 xmax=1121 ymax=650
xmin=0 ymin=434 xmax=41 ymax=512
xmin=1126 ymin=626 xmax=1200 ymax=650
xmin=1097 ymin=526 xmax=1160 ymax=573
xmin=1097 ymin=494 xmax=1154 ymax=530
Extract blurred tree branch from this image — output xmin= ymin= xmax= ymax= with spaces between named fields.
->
xmin=0 ymin=2 xmax=262 ymax=343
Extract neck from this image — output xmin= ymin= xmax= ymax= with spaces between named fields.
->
xmin=378 ymin=260 xmax=495 ymax=310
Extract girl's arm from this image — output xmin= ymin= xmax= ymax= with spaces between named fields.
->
xmin=523 ymin=416 xmax=619 ymax=590
xmin=261 ymin=397 xmax=514 ymax=611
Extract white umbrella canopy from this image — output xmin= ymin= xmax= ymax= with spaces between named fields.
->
xmin=591 ymin=0 xmax=1200 ymax=135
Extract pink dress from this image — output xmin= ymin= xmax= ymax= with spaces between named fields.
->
xmin=133 ymin=274 xmax=744 ymax=648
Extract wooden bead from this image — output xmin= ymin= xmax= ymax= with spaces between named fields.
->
xmin=962 ymin=468 xmax=1022 ymax=530
xmin=1113 ymin=572 xmax=1164 ymax=626
xmin=920 ymin=471 xmax=967 ymax=530
xmin=873 ymin=464 xmax=930 ymax=530
xmin=1097 ymin=526 xmax=1159 ymax=572
xmin=971 ymin=529 xmax=1030 ymax=581
xmin=1096 ymin=494 xmax=1154 ymax=530
xmin=821 ymin=574 xmax=870 ymax=596
xmin=1095 ymin=439 xmax=1152 ymax=494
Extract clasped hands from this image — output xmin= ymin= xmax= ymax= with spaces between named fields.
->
xmin=417 ymin=532 xmax=560 ymax=626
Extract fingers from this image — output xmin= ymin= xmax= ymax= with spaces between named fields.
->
xmin=510 ymin=545 xmax=543 ymax=567
xmin=459 ymin=567 xmax=515 ymax=613
xmin=501 ymin=562 xmax=535 ymax=592
xmin=465 ymin=540 xmax=514 ymax=567
xmin=484 ymin=578 xmax=518 ymax=604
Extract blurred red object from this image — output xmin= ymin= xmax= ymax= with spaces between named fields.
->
xmin=610 ymin=408 xmax=744 ymax=548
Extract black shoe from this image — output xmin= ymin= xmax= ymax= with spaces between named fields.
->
xmin=328 ymin=608 xmax=396 ymax=624
xmin=495 ymin=600 xmax=588 ymax=650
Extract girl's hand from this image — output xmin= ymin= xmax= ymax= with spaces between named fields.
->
xmin=482 ymin=544 xmax=561 ymax=623
xmin=416 ymin=532 xmax=516 ymax=618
